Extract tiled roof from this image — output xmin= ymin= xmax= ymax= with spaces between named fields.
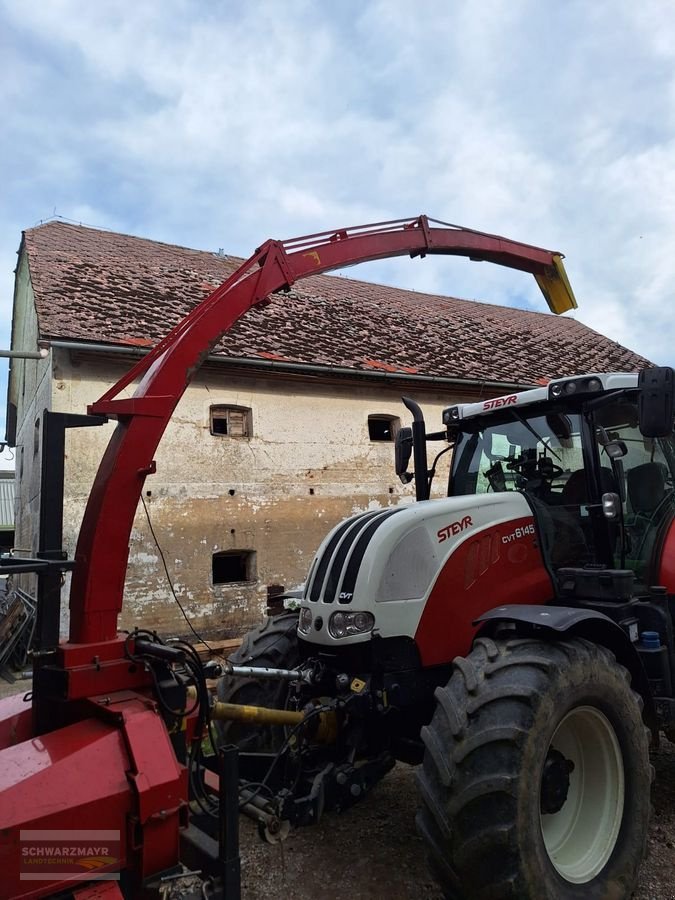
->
xmin=21 ymin=221 xmax=651 ymax=384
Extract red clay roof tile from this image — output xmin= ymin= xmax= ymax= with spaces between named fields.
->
xmin=22 ymin=221 xmax=651 ymax=384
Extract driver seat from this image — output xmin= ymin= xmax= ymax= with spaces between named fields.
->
xmin=627 ymin=462 xmax=668 ymax=518
xmin=560 ymin=467 xmax=617 ymax=505
xmin=626 ymin=462 xmax=669 ymax=565
xmin=546 ymin=470 xmax=592 ymax=568
xmin=548 ymin=467 xmax=616 ymax=567
xmin=560 ymin=469 xmax=588 ymax=505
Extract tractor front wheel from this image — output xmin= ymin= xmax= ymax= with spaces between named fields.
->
xmin=216 ymin=611 xmax=299 ymax=751
xmin=416 ymin=636 xmax=651 ymax=900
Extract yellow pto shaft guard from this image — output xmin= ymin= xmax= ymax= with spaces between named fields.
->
xmin=212 ymin=702 xmax=304 ymax=727
xmin=211 ymin=700 xmax=338 ymax=744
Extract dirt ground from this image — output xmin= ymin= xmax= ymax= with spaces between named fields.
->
xmin=1 ymin=676 xmax=673 ymax=898
xmin=238 ymin=742 xmax=675 ymax=900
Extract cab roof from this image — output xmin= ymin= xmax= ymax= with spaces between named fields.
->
xmin=443 ymin=373 xmax=640 ymax=425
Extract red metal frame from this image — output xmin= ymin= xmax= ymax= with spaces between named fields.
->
xmin=68 ymin=215 xmax=570 ymax=644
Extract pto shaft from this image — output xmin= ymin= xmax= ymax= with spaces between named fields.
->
xmin=210 ymin=700 xmax=337 ymax=744
xmin=211 ymin=702 xmax=304 ymax=727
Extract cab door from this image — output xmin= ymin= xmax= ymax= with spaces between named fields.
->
xmin=593 ymin=398 xmax=675 ymax=585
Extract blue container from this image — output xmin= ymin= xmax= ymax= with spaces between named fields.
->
xmin=641 ymin=630 xmax=661 ymax=650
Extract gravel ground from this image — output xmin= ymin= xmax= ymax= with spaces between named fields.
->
xmin=1 ymin=677 xmax=673 ymax=898
xmin=0 ymin=673 xmax=30 ymax=700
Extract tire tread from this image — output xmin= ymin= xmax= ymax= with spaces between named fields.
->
xmin=416 ymin=636 xmax=651 ymax=900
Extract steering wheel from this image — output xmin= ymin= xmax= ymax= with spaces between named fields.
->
xmin=506 ymin=456 xmax=563 ymax=481
xmin=539 ymin=459 xmax=564 ymax=481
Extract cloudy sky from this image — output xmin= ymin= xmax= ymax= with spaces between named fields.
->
xmin=2 ymin=0 xmax=675 ymax=451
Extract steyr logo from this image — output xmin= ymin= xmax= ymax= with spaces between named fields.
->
xmin=437 ymin=516 xmax=473 ymax=543
xmin=483 ymin=395 xmax=517 ymax=410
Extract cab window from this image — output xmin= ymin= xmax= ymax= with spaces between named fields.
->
xmin=451 ymin=412 xmax=585 ymax=500
xmin=450 ymin=411 xmax=598 ymax=569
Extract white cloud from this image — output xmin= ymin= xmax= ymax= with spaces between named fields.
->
xmin=2 ymin=0 xmax=675 ymax=444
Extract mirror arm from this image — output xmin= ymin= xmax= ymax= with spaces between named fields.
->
xmin=402 ymin=396 xmax=430 ymax=502
xmin=584 ymin=389 xmax=629 ymax=413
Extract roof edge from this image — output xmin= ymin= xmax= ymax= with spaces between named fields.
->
xmin=24 ymin=217 xmax=241 ymax=264
xmin=48 ymin=339 xmax=536 ymax=392
xmin=5 ymin=234 xmax=29 ymax=444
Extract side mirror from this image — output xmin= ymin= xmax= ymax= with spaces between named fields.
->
xmin=605 ymin=440 xmax=628 ymax=460
xmin=596 ymin=426 xmax=627 ymax=457
xmin=596 ymin=427 xmax=627 ymax=500
xmin=395 ymin=426 xmax=414 ymax=483
xmin=602 ymin=492 xmax=622 ymax=520
xmin=638 ymin=367 xmax=675 ymax=438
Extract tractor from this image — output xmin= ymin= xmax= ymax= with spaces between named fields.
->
xmin=1 ymin=215 xmax=671 ymax=900
xmin=218 ymin=367 xmax=675 ymax=900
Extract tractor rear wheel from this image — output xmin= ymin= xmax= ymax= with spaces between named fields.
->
xmin=416 ymin=636 xmax=651 ymax=900
xmin=216 ymin=611 xmax=299 ymax=751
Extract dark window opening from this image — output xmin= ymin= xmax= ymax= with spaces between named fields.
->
xmin=6 ymin=403 xmax=16 ymax=446
xmin=210 ymin=405 xmax=252 ymax=438
xmin=368 ymin=414 xmax=400 ymax=442
xmin=212 ymin=550 xmax=256 ymax=584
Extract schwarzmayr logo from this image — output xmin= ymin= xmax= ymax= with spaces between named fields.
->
xmin=20 ymin=830 xmax=120 ymax=881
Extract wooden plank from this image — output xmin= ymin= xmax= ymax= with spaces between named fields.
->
xmin=193 ymin=637 xmax=242 ymax=661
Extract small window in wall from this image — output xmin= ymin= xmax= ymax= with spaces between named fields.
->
xmin=210 ymin=405 xmax=252 ymax=438
xmin=212 ymin=550 xmax=256 ymax=584
xmin=368 ymin=414 xmax=401 ymax=442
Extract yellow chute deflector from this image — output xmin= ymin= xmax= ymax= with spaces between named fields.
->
xmin=535 ymin=254 xmax=578 ymax=315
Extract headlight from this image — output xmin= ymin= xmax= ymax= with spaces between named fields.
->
xmin=328 ymin=610 xmax=375 ymax=639
xmin=298 ymin=607 xmax=312 ymax=635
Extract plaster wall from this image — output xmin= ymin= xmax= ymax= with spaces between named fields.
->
xmin=52 ymin=350 xmax=467 ymax=638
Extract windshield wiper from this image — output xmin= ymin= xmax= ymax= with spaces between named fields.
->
xmin=511 ymin=410 xmax=563 ymax=462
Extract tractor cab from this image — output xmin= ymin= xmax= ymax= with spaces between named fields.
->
xmin=442 ymin=372 xmax=675 ymax=587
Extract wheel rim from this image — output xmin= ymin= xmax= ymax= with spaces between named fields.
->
xmin=539 ymin=705 xmax=625 ymax=883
